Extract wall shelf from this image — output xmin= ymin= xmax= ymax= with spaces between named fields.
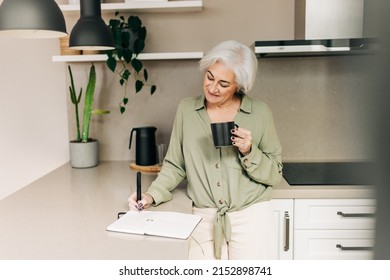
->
xmin=52 ymin=52 xmax=204 ymax=62
xmin=55 ymin=1 xmax=204 ymax=62
xmin=59 ymin=1 xmax=203 ymax=14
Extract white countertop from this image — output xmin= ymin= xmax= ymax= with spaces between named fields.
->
xmin=0 ymin=161 xmax=376 ymax=259
xmin=0 ymin=161 xmax=191 ymax=260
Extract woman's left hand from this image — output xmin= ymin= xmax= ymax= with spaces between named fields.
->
xmin=231 ymin=126 xmax=252 ymax=156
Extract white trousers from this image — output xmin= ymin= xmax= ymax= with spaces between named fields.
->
xmin=188 ymin=201 xmax=277 ymax=260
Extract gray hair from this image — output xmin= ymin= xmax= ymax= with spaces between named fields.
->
xmin=199 ymin=40 xmax=258 ymax=93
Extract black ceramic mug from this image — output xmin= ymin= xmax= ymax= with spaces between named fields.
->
xmin=210 ymin=121 xmax=238 ymax=147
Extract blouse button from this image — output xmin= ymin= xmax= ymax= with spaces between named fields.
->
xmin=219 ymin=199 xmax=225 ymax=204
xmin=215 ymin=163 xmax=220 ymax=169
xmin=217 ymin=181 xmax=221 ymax=187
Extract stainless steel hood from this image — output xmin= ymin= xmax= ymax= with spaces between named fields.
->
xmin=295 ymin=0 xmax=364 ymax=40
xmin=254 ymin=38 xmax=376 ymax=57
xmin=254 ymin=0 xmax=375 ymax=57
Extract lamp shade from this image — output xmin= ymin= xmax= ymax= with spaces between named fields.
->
xmin=69 ymin=0 xmax=114 ymax=50
xmin=0 ymin=0 xmax=67 ymax=38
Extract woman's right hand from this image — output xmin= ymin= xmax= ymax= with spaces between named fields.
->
xmin=128 ymin=192 xmax=154 ymax=211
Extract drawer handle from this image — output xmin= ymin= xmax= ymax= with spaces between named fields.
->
xmin=337 ymin=211 xmax=375 ymax=218
xmin=336 ymin=244 xmax=373 ymax=251
xmin=284 ymin=211 xmax=290 ymax=251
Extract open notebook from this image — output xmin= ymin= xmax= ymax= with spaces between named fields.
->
xmin=106 ymin=211 xmax=202 ymax=240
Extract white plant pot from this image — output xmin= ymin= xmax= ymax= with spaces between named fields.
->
xmin=69 ymin=140 xmax=99 ymax=168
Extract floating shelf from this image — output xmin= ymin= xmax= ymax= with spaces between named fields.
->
xmin=55 ymin=1 xmax=204 ymax=62
xmin=52 ymin=52 xmax=204 ymax=62
xmin=59 ymin=1 xmax=203 ymax=14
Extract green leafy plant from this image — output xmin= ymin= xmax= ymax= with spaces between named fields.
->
xmin=68 ymin=63 xmax=109 ymax=143
xmin=106 ymin=12 xmax=156 ymax=114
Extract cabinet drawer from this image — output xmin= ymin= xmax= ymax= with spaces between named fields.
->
xmin=295 ymin=199 xmax=376 ymax=229
xmin=294 ymin=229 xmax=375 ymax=260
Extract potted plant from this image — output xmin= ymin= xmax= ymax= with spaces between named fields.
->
xmin=106 ymin=12 xmax=156 ymax=114
xmin=68 ymin=63 xmax=109 ymax=168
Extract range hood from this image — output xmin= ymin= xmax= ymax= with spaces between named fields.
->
xmin=254 ymin=38 xmax=376 ymax=57
xmin=295 ymin=0 xmax=364 ymax=41
xmin=255 ymin=0 xmax=375 ymax=57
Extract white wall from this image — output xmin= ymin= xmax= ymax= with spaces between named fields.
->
xmin=0 ymin=37 xmax=69 ymax=200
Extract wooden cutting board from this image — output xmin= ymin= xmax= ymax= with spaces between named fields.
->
xmin=129 ymin=163 xmax=161 ymax=173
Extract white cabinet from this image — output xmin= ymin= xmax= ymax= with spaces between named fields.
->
xmin=294 ymin=199 xmax=376 ymax=260
xmin=271 ymin=199 xmax=294 ymax=260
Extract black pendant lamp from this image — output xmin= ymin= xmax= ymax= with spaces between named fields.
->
xmin=69 ymin=0 xmax=114 ymax=50
xmin=0 ymin=0 xmax=67 ymax=38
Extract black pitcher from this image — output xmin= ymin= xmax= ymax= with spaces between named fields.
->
xmin=129 ymin=126 xmax=157 ymax=166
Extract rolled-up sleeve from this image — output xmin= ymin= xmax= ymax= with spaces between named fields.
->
xmin=239 ymin=103 xmax=283 ymax=186
xmin=147 ymin=102 xmax=187 ymax=205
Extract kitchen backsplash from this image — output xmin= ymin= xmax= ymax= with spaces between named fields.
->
xmin=67 ymin=54 xmax=375 ymax=163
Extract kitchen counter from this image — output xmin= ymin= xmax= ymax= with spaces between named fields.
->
xmin=0 ymin=161 xmax=192 ymax=260
xmin=0 ymin=161 xmax=376 ymax=259
xmin=273 ymin=161 xmax=376 ymax=199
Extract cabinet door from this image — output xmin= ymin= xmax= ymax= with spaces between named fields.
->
xmin=271 ymin=199 xmax=294 ymax=260
xmin=294 ymin=199 xmax=376 ymax=260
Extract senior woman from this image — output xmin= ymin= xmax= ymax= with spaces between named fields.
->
xmin=129 ymin=40 xmax=283 ymax=260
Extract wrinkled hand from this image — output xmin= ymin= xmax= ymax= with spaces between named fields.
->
xmin=128 ymin=192 xmax=154 ymax=211
xmin=231 ymin=126 xmax=252 ymax=156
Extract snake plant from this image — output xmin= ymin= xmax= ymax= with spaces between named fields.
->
xmin=68 ymin=64 xmax=109 ymax=143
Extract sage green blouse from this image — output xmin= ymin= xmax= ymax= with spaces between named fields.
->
xmin=147 ymin=94 xmax=283 ymax=259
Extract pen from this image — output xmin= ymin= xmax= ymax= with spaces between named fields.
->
xmin=136 ymin=171 xmax=143 ymax=211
